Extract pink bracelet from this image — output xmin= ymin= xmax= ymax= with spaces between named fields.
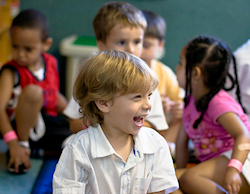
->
xmin=3 ymin=131 xmax=18 ymax=143
xmin=227 ymin=159 xmax=243 ymax=172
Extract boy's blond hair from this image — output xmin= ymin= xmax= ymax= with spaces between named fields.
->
xmin=73 ymin=50 xmax=158 ymax=127
xmin=93 ymin=1 xmax=147 ymax=43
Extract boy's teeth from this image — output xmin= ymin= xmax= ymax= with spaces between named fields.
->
xmin=134 ymin=116 xmax=145 ymax=127
xmin=134 ymin=116 xmax=143 ymax=122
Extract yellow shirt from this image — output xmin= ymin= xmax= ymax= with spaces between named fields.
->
xmin=151 ymin=59 xmax=183 ymax=101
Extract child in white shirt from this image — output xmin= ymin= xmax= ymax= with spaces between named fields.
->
xmin=53 ymin=50 xmax=178 ymax=194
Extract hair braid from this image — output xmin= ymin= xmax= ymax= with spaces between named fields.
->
xmin=231 ymin=55 xmax=247 ymax=113
xmin=193 ymin=87 xmax=220 ymax=128
xmin=184 ymin=62 xmax=192 ymax=107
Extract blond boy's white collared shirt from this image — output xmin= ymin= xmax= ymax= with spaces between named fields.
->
xmin=53 ymin=125 xmax=178 ymax=194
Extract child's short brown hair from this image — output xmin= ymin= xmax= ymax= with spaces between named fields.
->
xmin=73 ymin=50 xmax=158 ymax=127
xmin=142 ymin=10 xmax=166 ymax=41
xmin=93 ymin=1 xmax=147 ymax=43
xmin=11 ymin=9 xmax=50 ymax=42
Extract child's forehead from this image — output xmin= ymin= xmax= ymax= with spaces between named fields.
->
xmin=109 ymin=23 xmax=144 ymax=35
xmin=11 ymin=26 xmax=42 ymax=37
xmin=143 ymin=36 xmax=161 ymax=44
xmin=11 ymin=26 xmax=44 ymax=43
xmin=118 ymin=89 xmax=152 ymax=97
xmin=115 ymin=20 xmax=144 ymax=29
xmin=11 ymin=26 xmax=42 ymax=36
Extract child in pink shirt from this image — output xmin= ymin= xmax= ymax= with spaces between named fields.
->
xmin=174 ymin=35 xmax=250 ymax=194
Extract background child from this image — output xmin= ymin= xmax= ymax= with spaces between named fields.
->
xmin=141 ymin=10 xmax=184 ymax=156
xmin=0 ymin=9 xmax=71 ymax=174
xmin=174 ymin=35 xmax=250 ymax=194
xmin=53 ymin=50 xmax=179 ymax=193
xmin=63 ymin=1 xmax=168 ymax=134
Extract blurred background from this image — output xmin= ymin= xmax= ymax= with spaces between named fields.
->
xmin=3 ymin=0 xmax=250 ymax=95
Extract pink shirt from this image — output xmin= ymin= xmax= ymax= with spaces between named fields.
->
xmin=183 ymin=90 xmax=250 ymax=162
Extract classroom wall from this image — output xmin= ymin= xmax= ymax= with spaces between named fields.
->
xmin=20 ymin=0 xmax=250 ymax=94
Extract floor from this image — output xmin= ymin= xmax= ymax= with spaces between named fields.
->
xmin=0 ymin=140 xmax=44 ymax=194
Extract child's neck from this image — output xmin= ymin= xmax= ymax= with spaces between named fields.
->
xmin=192 ymin=85 xmax=210 ymax=104
xmin=28 ymin=57 xmax=43 ymax=72
xmin=101 ymin=125 xmax=133 ymax=162
xmin=147 ymin=59 xmax=154 ymax=68
xmin=109 ymin=135 xmax=133 ymax=162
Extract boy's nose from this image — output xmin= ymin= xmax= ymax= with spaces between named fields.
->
xmin=142 ymin=98 xmax=151 ymax=112
xmin=127 ymin=43 xmax=135 ymax=54
xmin=17 ymin=49 xmax=25 ymax=58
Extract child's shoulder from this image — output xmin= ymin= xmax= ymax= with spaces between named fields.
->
xmin=1 ymin=60 xmax=17 ymax=71
xmin=66 ymin=127 xmax=90 ymax=146
xmin=211 ymin=90 xmax=235 ymax=103
xmin=134 ymin=127 xmax=171 ymax=158
xmin=67 ymin=125 xmax=104 ymax=146
xmin=208 ymin=90 xmax=236 ymax=109
xmin=234 ymin=39 xmax=250 ymax=56
xmin=152 ymin=59 xmax=176 ymax=76
xmin=42 ymin=52 xmax=57 ymax=62
xmin=137 ymin=127 xmax=167 ymax=146
xmin=42 ymin=53 xmax=58 ymax=71
xmin=207 ymin=90 xmax=244 ymax=116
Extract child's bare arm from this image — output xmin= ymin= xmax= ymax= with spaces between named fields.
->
xmin=217 ymin=112 xmax=250 ymax=194
xmin=56 ymin=92 xmax=68 ymax=114
xmin=69 ymin=118 xmax=84 ymax=133
xmin=0 ymin=69 xmax=15 ymax=138
xmin=175 ymin=123 xmax=189 ymax=169
xmin=0 ymin=68 xmax=31 ymax=172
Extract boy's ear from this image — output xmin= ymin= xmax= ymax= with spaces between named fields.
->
xmin=42 ymin=37 xmax=53 ymax=52
xmin=95 ymin=99 xmax=110 ymax=113
xmin=158 ymin=40 xmax=165 ymax=50
xmin=96 ymin=40 xmax=106 ymax=51
xmin=155 ymin=40 xmax=165 ymax=59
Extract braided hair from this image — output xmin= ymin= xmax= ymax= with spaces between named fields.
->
xmin=184 ymin=35 xmax=243 ymax=129
xmin=224 ymin=55 xmax=246 ymax=113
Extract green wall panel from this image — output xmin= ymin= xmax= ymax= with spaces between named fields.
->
xmin=20 ymin=0 xmax=250 ymax=93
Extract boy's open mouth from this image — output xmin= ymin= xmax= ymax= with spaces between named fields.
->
xmin=133 ymin=116 xmax=145 ymax=127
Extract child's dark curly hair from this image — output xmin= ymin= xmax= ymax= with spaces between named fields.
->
xmin=184 ymin=35 xmax=245 ymax=128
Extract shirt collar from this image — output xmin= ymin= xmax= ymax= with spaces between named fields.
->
xmin=89 ymin=125 xmax=116 ymax=159
xmin=89 ymin=125 xmax=163 ymax=159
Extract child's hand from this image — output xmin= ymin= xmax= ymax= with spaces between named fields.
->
xmin=8 ymin=143 xmax=31 ymax=173
xmin=162 ymin=97 xmax=184 ymax=119
xmin=162 ymin=96 xmax=173 ymax=115
xmin=171 ymin=100 xmax=184 ymax=119
xmin=224 ymin=167 xmax=242 ymax=194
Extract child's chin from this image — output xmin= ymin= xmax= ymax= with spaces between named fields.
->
xmin=131 ymin=127 xmax=142 ymax=135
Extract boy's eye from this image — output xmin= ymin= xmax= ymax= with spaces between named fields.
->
xmin=25 ymin=47 xmax=33 ymax=52
xmin=148 ymin=93 xmax=152 ymax=100
xmin=12 ymin=44 xmax=18 ymax=49
xmin=143 ymin=42 xmax=151 ymax=49
xmin=132 ymin=94 xmax=142 ymax=100
xmin=117 ymin=41 xmax=125 ymax=45
xmin=135 ymin=95 xmax=141 ymax=98
xmin=134 ymin=39 xmax=141 ymax=45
